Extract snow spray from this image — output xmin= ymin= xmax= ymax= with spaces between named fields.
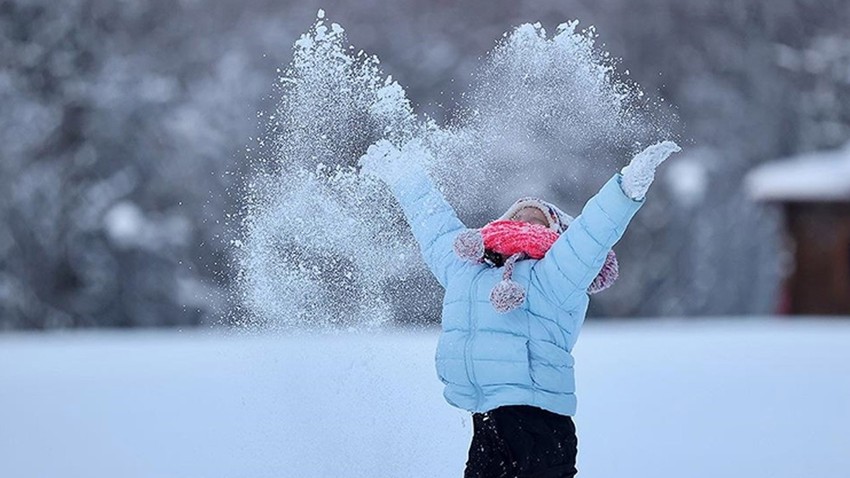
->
xmin=232 ymin=10 xmax=670 ymax=330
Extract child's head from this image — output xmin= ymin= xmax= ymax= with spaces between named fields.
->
xmin=498 ymin=197 xmax=572 ymax=233
xmin=452 ymin=195 xmax=619 ymax=312
xmin=509 ymin=206 xmax=549 ymax=228
xmin=460 ymin=197 xmax=571 ymax=268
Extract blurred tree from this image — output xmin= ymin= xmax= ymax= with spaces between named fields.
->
xmin=0 ymin=0 xmax=848 ymax=328
xmin=0 ymin=0 xmax=284 ymax=328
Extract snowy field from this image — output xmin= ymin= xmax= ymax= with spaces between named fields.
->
xmin=1 ymin=319 xmax=849 ymax=478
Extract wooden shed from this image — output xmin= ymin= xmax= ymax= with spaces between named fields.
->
xmin=746 ymin=143 xmax=850 ymax=315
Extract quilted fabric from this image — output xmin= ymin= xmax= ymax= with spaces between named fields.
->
xmin=387 ymin=169 xmax=645 ymax=417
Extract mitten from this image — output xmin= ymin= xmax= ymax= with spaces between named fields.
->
xmin=357 ymin=139 xmax=429 ymax=189
xmin=619 ymin=140 xmax=681 ymax=200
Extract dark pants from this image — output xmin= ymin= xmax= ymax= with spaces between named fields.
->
xmin=464 ymin=405 xmax=578 ymax=478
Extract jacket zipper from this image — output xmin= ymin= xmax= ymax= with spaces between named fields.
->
xmin=465 ymin=270 xmax=484 ymax=410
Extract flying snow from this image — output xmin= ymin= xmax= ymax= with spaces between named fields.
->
xmin=233 ymin=12 xmax=672 ymax=330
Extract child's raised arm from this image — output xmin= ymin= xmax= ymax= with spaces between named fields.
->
xmin=530 ymin=141 xmax=681 ymax=309
xmin=358 ymin=139 xmax=470 ymax=288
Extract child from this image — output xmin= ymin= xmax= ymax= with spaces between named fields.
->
xmin=358 ymin=139 xmax=680 ymax=477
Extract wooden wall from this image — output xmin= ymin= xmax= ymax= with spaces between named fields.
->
xmin=784 ymin=202 xmax=850 ymax=315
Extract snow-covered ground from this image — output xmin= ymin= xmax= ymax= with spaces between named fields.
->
xmin=1 ymin=319 xmax=849 ymax=478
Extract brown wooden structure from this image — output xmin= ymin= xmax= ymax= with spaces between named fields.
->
xmin=746 ymin=143 xmax=850 ymax=315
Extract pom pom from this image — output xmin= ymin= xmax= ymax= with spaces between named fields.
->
xmin=453 ymin=229 xmax=485 ymax=262
xmin=490 ymin=279 xmax=526 ymax=313
xmin=587 ymin=250 xmax=619 ymax=294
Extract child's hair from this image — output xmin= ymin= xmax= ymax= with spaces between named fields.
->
xmin=483 ymin=249 xmax=506 ymax=267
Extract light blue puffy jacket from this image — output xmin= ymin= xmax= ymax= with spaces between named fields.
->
xmin=388 ymin=166 xmax=645 ymax=417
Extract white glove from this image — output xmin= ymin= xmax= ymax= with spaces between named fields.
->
xmin=358 ymin=138 xmax=429 ymax=187
xmin=620 ymin=140 xmax=681 ymax=200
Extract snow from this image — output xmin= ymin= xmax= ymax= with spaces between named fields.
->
xmin=745 ymin=142 xmax=850 ymax=201
xmin=239 ymin=13 xmax=667 ymax=329
xmin=103 ymin=201 xmax=146 ymax=247
xmin=663 ymin=150 xmax=709 ymax=207
xmin=102 ymin=201 xmax=192 ymax=252
xmin=2 ymin=319 xmax=848 ymax=478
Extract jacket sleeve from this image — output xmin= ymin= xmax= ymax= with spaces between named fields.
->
xmin=386 ymin=163 xmax=470 ymax=289
xmin=530 ymin=173 xmax=645 ymax=308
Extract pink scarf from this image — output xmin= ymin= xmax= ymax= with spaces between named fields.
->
xmin=480 ymin=220 xmax=560 ymax=260
xmin=453 ymin=219 xmax=619 ymax=313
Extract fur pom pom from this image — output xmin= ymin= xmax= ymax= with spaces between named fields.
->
xmin=587 ymin=250 xmax=619 ymax=294
xmin=453 ymin=229 xmax=485 ymax=262
xmin=490 ymin=279 xmax=526 ymax=313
